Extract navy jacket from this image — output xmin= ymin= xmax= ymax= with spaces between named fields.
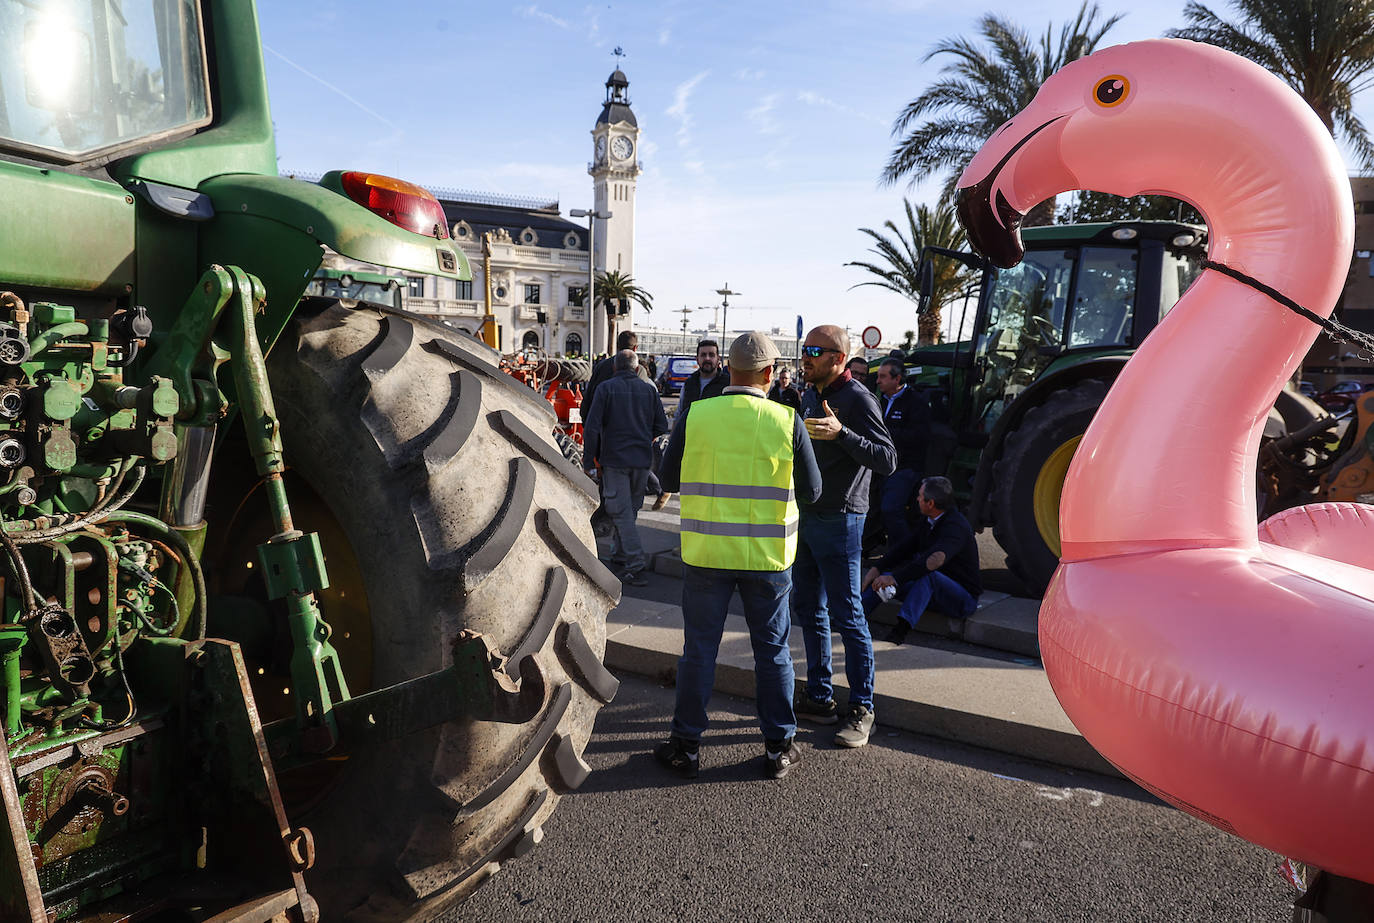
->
xmin=658 ymin=388 xmax=822 ymax=506
xmin=879 ymin=508 xmax=982 ymax=598
xmin=583 ymin=370 xmax=668 ymax=469
xmin=878 ymin=385 xmax=932 ymax=472
xmin=583 ymin=355 xmax=650 ymax=411
xmin=678 ymin=368 xmax=728 ymax=414
xmin=799 ymin=371 xmax=897 ymax=514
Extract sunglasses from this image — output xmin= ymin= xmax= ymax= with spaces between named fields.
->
xmin=801 ymin=345 xmax=840 ymax=358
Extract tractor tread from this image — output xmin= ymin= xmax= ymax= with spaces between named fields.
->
xmin=425 ymin=338 xmax=555 ymax=424
xmin=361 ymin=315 xmax=414 ymax=377
xmin=489 ymin=409 xmax=597 ymax=500
xmin=548 ymin=731 xmax=592 ymax=791
xmin=421 ymin=370 xmax=483 ymax=473
xmin=460 ymin=457 xmax=536 ymax=588
xmin=438 ymin=683 xmax=572 ymax=817
xmin=558 ymin=621 xmax=620 ymax=704
xmin=504 ymin=567 xmax=568 ymax=679
xmin=538 ymin=508 xmax=622 ymax=603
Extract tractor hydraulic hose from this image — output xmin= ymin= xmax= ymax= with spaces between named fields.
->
xmin=28 ymin=322 xmax=89 ymax=358
xmin=0 ymin=525 xmax=35 ymax=615
xmin=101 ymin=510 xmax=207 ymax=641
xmin=11 ymin=461 xmax=146 ymax=544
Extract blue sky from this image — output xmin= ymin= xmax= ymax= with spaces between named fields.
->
xmin=258 ymin=2 xmax=1374 ymax=344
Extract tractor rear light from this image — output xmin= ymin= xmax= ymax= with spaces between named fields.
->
xmin=339 ymin=172 xmax=449 ymax=239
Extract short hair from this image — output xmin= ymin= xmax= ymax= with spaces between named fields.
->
xmin=847 ymin=357 xmax=868 ymax=371
xmin=920 ymin=476 xmax=955 ymax=512
xmin=613 ymin=348 xmax=639 ymax=372
xmin=616 ymin=330 xmax=638 ymax=351
xmin=696 ymin=339 xmax=718 ymax=355
xmin=879 ymin=358 xmax=905 ymax=379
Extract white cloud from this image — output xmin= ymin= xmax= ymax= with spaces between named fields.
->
xmin=518 ymin=5 xmax=571 ymax=29
xmin=734 ymin=67 xmax=766 ymax=81
xmin=749 ymin=93 xmax=781 ymax=135
xmin=797 ymin=90 xmax=887 ymax=126
xmin=667 ymin=71 xmax=710 ymax=148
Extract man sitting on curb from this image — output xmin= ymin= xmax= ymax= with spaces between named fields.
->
xmin=653 ymin=332 xmax=822 ymax=780
xmin=860 ymin=476 xmax=981 ymax=644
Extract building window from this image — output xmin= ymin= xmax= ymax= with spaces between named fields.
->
xmin=519 ymin=227 xmax=538 ymax=246
xmin=406 ymin=276 xmax=425 ymax=298
xmin=565 ymin=333 xmax=583 ymax=356
xmin=563 ymin=231 xmax=581 ymax=249
xmin=522 ymin=330 xmax=541 ymax=351
xmin=567 ymin=285 xmax=586 ymax=307
xmin=525 ymin=284 xmax=541 ymax=304
xmin=456 ymin=279 xmax=472 ymax=299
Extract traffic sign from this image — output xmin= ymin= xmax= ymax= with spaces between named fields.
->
xmin=861 ymin=325 xmax=882 ymax=349
xmin=796 ymin=315 xmax=804 ymax=339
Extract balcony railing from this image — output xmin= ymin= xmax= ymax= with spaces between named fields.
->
xmin=409 ymin=297 xmax=481 ymax=316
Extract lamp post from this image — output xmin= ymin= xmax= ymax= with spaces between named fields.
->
xmin=570 ymin=208 xmax=612 ymax=356
xmin=715 ymin=284 xmax=741 ymax=340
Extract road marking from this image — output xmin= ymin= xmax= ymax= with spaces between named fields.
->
xmin=1035 ymin=785 xmax=1105 ymax=807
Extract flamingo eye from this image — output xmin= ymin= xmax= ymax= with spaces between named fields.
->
xmin=1094 ymin=75 xmax=1129 ymax=107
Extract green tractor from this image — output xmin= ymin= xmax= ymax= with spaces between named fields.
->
xmin=0 ymin=3 xmax=618 ymax=921
xmin=912 ymin=221 xmax=1338 ymax=595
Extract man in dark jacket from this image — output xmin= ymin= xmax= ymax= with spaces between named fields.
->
xmin=874 ymin=357 xmax=932 ymax=548
xmin=767 ymin=366 xmax=803 ymax=412
xmin=584 ymin=330 xmax=649 ymax=409
xmin=793 ymin=324 xmax=897 ymax=750
xmin=861 ymin=476 xmax=981 ymax=645
xmin=583 ymin=350 xmax=669 ymax=586
xmin=678 ymin=339 xmax=726 ymax=413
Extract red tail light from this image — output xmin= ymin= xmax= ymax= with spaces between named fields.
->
xmin=339 ymin=171 xmax=449 ymax=239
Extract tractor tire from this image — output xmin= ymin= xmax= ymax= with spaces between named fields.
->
xmin=991 ymin=379 xmax=1108 ymax=597
xmin=554 ymin=430 xmax=584 ymax=469
xmin=263 ymin=302 xmax=621 ymax=921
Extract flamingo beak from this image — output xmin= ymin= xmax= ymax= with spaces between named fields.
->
xmin=956 ymin=181 xmax=1027 ymax=269
xmin=955 ymin=114 xmax=1069 ymax=269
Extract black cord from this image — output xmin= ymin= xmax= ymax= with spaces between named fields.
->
xmin=1203 ymin=260 xmax=1374 ymax=358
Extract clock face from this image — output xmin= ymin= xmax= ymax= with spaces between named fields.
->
xmin=595 ymin=136 xmax=606 ymax=161
xmin=611 ymin=135 xmax=633 ymax=160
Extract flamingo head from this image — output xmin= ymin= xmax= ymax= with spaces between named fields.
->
xmin=955 ymin=38 xmax=1347 ymax=268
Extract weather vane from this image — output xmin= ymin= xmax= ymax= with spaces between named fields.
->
xmin=613 ymin=46 xmax=625 ymax=64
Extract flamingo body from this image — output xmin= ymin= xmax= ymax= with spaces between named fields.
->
xmin=955 ymin=39 xmax=1372 ymax=878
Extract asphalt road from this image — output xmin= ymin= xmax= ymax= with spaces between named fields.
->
xmin=459 ymin=672 xmax=1293 ymax=922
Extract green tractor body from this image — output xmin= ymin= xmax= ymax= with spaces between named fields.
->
xmin=0 ymin=4 xmax=612 ymax=921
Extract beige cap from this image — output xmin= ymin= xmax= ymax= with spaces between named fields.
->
xmin=729 ymin=331 xmax=781 ymax=371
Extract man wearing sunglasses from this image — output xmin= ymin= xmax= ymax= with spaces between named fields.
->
xmin=793 ymin=326 xmax=897 ymax=748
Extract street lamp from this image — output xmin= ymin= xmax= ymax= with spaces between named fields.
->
xmin=715 ymin=284 xmax=741 ymax=339
xmin=570 ymin=208 xmax=612 ymax=356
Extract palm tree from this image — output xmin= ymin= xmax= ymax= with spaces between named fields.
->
xmin=593 ymin=269 xmax=654 ymax=317
xmin=846 ymin=200 xmax=978 ymax=345
xmin=1166 ymin=0 xmax=1374 ymax=169
xmin=883 ymin=2 xmax=1122 ymax=225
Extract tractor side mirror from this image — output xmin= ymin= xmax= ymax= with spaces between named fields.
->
xmin=916 ymin=258 xmax=934 ymax=315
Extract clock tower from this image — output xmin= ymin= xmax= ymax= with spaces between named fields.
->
xmin=590 ymin=67 xmax=640 ymax=290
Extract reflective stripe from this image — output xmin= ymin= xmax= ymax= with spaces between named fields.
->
xmin=679 ymin=518 xmax=798 ymax=539
xmin=679 ymin=482 xmax=795 ymax=503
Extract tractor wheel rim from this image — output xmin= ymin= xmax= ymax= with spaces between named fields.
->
xmin=1033 ymin=436 xmax=1081 ymax=558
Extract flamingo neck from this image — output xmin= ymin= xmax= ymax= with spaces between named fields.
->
xmin=1058 ymin=173 xmax=1352 ymax=560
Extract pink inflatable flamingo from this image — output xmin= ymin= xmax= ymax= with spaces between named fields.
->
xmin=956 ymin=39 xmax=1374 ymax=879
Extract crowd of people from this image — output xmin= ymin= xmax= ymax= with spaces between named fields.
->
xmin=578 ymin=326 xmax=981 ymax=780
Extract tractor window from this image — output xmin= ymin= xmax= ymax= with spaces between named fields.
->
xmin=982 ymin=249 xmax=1075 ymax=361
xmin=1067 ymin=247 xmax=1137 ymax=348
xmin=0 ymin=0 xmax=210 ymax=162
xmin=1160 ymin=250 xmax=1204 ymax=318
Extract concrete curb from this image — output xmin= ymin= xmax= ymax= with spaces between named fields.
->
xmin=603 ymin=594 xmax=1117 ymax=777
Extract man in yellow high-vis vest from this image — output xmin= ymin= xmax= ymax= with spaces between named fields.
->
xmin=654 ymin=332 xmax=821 ymax=780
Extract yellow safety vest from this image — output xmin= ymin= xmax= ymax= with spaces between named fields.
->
xmin=679 ymin=393 xmax=798 ymax=571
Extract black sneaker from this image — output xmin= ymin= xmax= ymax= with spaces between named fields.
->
xmin=653 ymin=736 xmax=700 ymax=779
xmin=620 ymin=570 xmax=649 ymax=587
xmin=882 ymin=620 xmax=911 ymax=645
xmin=834 ymin=705 xmax=875 ymax=748
xmin=794 ymin=694 xmax=839 ymax=725
xmin=763 ymin=740 xmax=802 ymax=779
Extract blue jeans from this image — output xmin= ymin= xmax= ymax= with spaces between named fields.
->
xmin=672 ymin=564 xmax=796 ymax=744
xmin=792 ymin=510 xmax=874 ymax=709
xmin=861 ymin=571 xmax=978 ymax=626
xmin=880 ymin=468 xmax=921 ymax=549
xmin=602 ymin=466 xmax=649 ymax=574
